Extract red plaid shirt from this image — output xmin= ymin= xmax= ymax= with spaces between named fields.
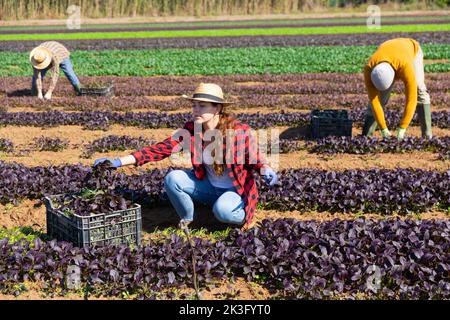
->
xmin=131 ymin=120 xmax=267 ymax=225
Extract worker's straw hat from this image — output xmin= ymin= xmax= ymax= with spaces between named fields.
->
xmin=182 ymin=83 xmax=234 ymax=105
xmin=29 ymin=46 xmax=52 ymax=70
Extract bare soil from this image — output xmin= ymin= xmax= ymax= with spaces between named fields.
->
xmin=0 ymin=124 xmax=448 ymax=170
xmin=2 ymin=10 xmax=447 ymax=27
xmin=424 ymin=59 xmax=449 ymax=64
xmin=0 ymin=276 xmax=270 ymax=300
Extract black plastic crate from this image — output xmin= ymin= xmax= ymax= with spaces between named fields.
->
xmin=44 ymin=194 xmax=141 ymax=248
xmin=79 ymin=83 xmax=114 ymax=97
xmin=310 ymin=109 xmax=353 ymax=139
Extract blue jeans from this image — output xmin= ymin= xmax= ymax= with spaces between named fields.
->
xmin=164 ymin=169 xmax=246 ymax=225
xmin=31 ymin=57 xmax=81 ymax=93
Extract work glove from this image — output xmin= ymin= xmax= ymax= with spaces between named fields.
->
xmin=93 ymin=157 xmax=122 ymax=168
xmin=44 ymin=92 xmax=52 ymax=100
xmin=380 ymin=128 xmax=392 ymax=139
xmin=396 ymin=127 xmax=406 ymax=141
xmin=261 ymin=166 xmax=278 ymax=187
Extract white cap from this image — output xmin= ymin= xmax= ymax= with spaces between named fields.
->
xmin=370 ymin=62 xmax=395 ymax=91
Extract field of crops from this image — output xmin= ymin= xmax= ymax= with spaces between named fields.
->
xmin=0 ymin=12 xmax=449 ymax=301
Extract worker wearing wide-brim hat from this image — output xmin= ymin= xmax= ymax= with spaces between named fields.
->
xmin=30 ymin=41 xmax=82 ymax=100
xmin=93 ymin=83 xmax=279 ymax=230
xmin=362 ymin=38 xmax=432 ymax=140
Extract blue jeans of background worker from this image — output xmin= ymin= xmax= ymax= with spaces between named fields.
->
xmin=31 ymin=57 xmax=81 ymax=94
xmin=164 ymin=169 xmax=246 ymax=225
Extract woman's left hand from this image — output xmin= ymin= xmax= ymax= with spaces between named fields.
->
xmin=261 ymin=166 xmax=278 ymax=186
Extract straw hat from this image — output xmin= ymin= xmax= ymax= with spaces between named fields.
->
xmin=182 ymin=83 xmax=234 ymax=105
xmin=29 ymin=46 xmax=52 ymax=70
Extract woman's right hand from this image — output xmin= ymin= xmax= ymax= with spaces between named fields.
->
xmin=93 ymin=157 xmax=122 ymax=168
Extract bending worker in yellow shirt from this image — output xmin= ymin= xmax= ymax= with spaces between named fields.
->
xmin=362 ymin=38 xmax=432 ymax=140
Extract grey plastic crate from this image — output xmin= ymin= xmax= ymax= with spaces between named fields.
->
xmin=44 ymin=194 xmax=141 ymax=248
xmin=79 ymin=83 xmax=114 ymax=97
xmin=310 ymin=109 xmax=353 ymax=139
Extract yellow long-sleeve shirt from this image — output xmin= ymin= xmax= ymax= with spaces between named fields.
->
xmin=364 ymin=38 xmax=420 ymax=129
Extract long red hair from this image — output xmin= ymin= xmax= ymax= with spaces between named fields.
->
xmin=211 ymin=104 xmax=236 ymax=176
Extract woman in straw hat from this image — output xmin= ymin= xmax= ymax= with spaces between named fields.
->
xmin=30 ymin=41 xmax=81 ymax=100
xmin=94 ymin=83 xmax=278 ymax=230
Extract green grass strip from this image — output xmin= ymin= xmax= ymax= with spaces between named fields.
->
xmin=0 ymin=23 xmax=449 ymax=41
xmin=1 ymin=15 xmax=449 ymax=31
xmin=0 ymin=44 xmax=448 ymax=76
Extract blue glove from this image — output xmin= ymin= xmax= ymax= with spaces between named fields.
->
xmin=93 ymin=157 xmax=122 ymax=168
xmin=262 ymin=167 xmax=278 ymax=186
